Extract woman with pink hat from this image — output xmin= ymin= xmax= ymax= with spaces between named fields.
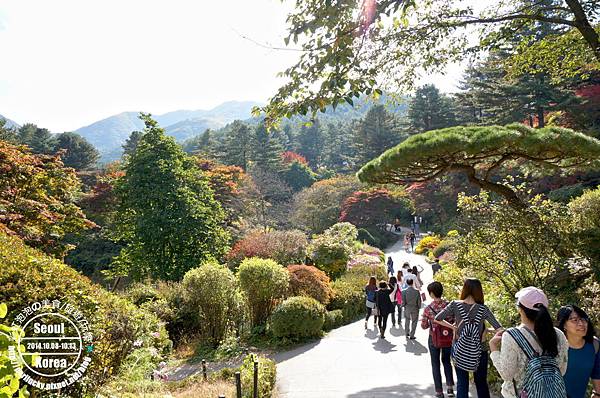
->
xmin=489 ymin=286 xmax=569 ymax=398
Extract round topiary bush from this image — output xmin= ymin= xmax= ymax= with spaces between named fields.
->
xmin=287 ymin=264 xmax=333 ymax=305
xmin=182 ymin=261 xmax=244 ymax=346
xmin=270 ymin=296 xmax=325 ymax=339
xmin=237 ymin=257 xmax=289 ymax=326
xmin=432 ymin=239 xmax=456 ymax=258
xmin=328 ymin=280 xmax=364 ymax=321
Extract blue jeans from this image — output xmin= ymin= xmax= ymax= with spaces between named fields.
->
xmin=454 ymin=351 xmax=490 ymax=398
xmin=429 ymin=336 xmax=454 ymax=393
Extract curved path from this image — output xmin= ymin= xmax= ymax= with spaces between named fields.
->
xmin=274 ymin=238 xmax=499 ymax=397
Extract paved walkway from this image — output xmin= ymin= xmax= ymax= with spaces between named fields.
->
xmin=274 ymin=238 xmax=499 ymax=398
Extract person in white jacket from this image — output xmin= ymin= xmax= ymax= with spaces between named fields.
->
xmin=489 ymin=287 xmax=568 ymax=398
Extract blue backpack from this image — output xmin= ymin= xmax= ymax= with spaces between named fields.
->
xmin=506 ymin=328 xmax=566 ymax=398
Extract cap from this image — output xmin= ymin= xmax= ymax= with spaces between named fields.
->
xmin=515 ymin=286 xmax=548 ymax=310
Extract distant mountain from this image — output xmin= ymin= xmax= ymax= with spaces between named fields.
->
xmin=75 ymin=101 xmax=263 ymax=163
xmin=0 ymin=114 xmax=20 ymax=129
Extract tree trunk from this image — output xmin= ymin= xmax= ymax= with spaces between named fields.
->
xmin=537 ymin=107 xmax=545 ymax=128
xmin=565 ymin=0 xmax=600 ymax=62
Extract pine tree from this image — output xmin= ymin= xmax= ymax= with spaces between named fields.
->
xmin=114 ymin=114 xmax=229 ymax=281
xmin=54 ymin=132 xmax=99 ymax=170
xmin=221 ymin=120 xmax=251 ymax=170
xmin=322 ymin=121 xmax=354 ymax=172
xmin=122 ymin=131 xmax=144 ymax=157
xmin=407 ymin=85 xmax=458 ymax=133
xmin=296 ymin=119 xmax=323 ymax=167
xmin=17 ymin=123 xmax=57 ymax=154
xmin=353 ymin=105 xmax=403 ymax=166
xmin=250 ymin=122 xmax=283 ymax=172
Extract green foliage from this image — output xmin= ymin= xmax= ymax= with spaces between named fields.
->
xmin=323 ymin=309 xmax=345 ymax=331
xmin=307 ymin=222 xmax=360 ymax=278
xmin=239 ymin=354 xmax=276 ymax=398
xmin=352 ymin=105 xmax=404 ymax=166
xmin=432 ymin=238 xmax=456 ymax=259
xmin=250 ymin=123 xmax=283 ymax=172
xmin=287 ymin=264 xmax=333 ymax=305
xmin=0 ymin=231 xmax=171 ymax=394
xmin=237 ymin=258 xmax=289 ymax=326
xmin=358 ymin=124 xmax=600 ymax=210
xmin=0 ymin=140 xmax=93 ymax=257
xmin=280 ymin=161 xmax=317 ymax=192
xmin=220 ymin=120 xmax=251 ymax=171
xmin=54 ymin=132 xmax=99 ymax=169
xmin=17 ymin=123 xmax=56 ymax=154
xmin=569 ymin=187 xmax=600 ymax=280
xmin=0 ymin=304 xmax=29 ymax=398
xmin=408 ymin=84 xmax=458 ymax=133
xmin=270 ymin=296 xmax=325 ymax=340
xmin=113 ymin=113 xmax=229 ymax=281
xmin=296 ymin=119 xmax=324 ymax=167
xmin=258 ymin=0 xmax=599 ymax=123
xmin=181 ymin=262 xmax=243 ymax=347
xmin=121 ymin=130 xmax=144 ymax=158
xmin=454 ymin=191 xmax=575 ymax=296
xmin=291 ymin=175 xmax=363 ymax=234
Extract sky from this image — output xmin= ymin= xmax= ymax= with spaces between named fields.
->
xmin=0 ymin=0 xmax=466 ymax=133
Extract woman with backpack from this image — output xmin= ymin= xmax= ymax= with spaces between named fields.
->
xmin=364 ymin=276 xmax=378 ymax=329
xmin=489 ymin=287 xmax=568 ymax=398
xmin=434 ymin=278 xmax=502 ymax=398
xmin=421 ymin=282 xmax=455 ymax=398
xmin=375 ymin=280 xmax=394 ymax=339
xmin=556 ymin=305 xmax=600 ymax=398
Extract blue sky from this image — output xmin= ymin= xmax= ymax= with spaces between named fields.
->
xmin=0 ymin=1 xmax=465 ymax=132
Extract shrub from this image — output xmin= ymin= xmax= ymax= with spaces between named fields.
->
xmin=287 ymin=264 xmax=333 ymax=305
xmin=125 ymin=282 xmax=162 ymax=306
xmin=0 ymin=304 xmax=29 ymax=398
xmin=414 ymin=235 xmax=441 ymax=255
xmin=270 ymin=296 xmax=326 ymax=339
xmin=240 ymin=354 xmax=277 ymax=398
xmin=357 ymin=228 xmax=379 ymax=247
xmin=237 ymin=258 xmax=289 ymax=326
xmin=226 ymin=229 xmax=308 ymax=268
xmin=328 ymin=280 xmax=364 ymax=322
xmin=0 ymin=231 xmax=171 ymax=394
xmin=432 ymin=239 xmax=456 ymax=258
xmin=323 ymin=309 xmax=345 ymax=331
xmin=182 ymin=262 xmax=244 ymax=347
xmin=347 ymin=253 xmax=383 ymax=271
xmin=307 ymin=222 xmax=360 ymax=278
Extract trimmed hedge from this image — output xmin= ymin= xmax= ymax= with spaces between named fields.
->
xmin=323 ymin=309 xmax=345 ymax=331
xmin=270 ymin=296 xmax=325 ymax=339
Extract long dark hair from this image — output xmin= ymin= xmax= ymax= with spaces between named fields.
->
xmin=460 ymin=278 xmax=484 ymax=304
xmin=367 ymin=276 xmax=377 ymax=289
xmin=389 ymin=276 xmax=397 ymax=287
xmin=557 ymin=305 xmax=596 ymax=344
xmin=519 ymin=303 xmax=558 ymax=356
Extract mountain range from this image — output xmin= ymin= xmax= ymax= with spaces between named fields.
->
xmin=0 ymin=114 xmax=20 ymax=129
xmin=74 ymin=101 xmax=262 ymax=162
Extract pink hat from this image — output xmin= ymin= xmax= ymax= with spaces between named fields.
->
xmin=515 ymin=286 xmax=549 ymax=310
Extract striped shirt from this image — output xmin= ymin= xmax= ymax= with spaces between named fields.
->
xmin=434 ymin=301 xmax=502 ymax=337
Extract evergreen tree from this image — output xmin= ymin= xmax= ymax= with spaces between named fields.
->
xmin=322 ymin=121 xmax=354 ymax=172
xmin=353 ymin=105 xmax=403 ymax=166
xmin=407 ymin=85 xmax=458 ymax=133
xmin=113 ymin=114 xmax=229 ymax=281
xmin=221 ymin=120 xmax=251 ymax=170
xmin=193 ymin=129 xmax=217 ymax=158
xmin=250 ymin=122 xmax=283 ymax=172
xmin=296 ymin=119 xmax=323 ymax=167
xmin=0 ymin=119 xmax=17 ymax=143
xmin=54 ymin=132 xmax=99 ymax=169
xmin=18 ymin=123 xmax=56 ymax=154
xmin=122 ymin=130 xmax=144 ymax=157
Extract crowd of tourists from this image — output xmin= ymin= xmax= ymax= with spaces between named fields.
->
xmin=365 ymin=260 xmax=600 ymax=398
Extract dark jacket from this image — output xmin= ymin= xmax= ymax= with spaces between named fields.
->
xmin=375 ymin=288 xmax=394 ymax=314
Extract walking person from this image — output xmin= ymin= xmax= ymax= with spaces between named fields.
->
xmin=402 ymin=278 xmax=421 ymax=339
xmin=432 ymin=258 xmax=442 ymax=275
xmin=388 ymin=276 xmax=399 ymax=327
xmin=387 ymin=256 xmax=395 ymax=277
xmin=364 ymin=276 xmax=378 ymax=329
xmin=412 ymin=265 xmax=424 ymax=290
xmin=396 ymin=271 xmax=404 ymax=322
xmin=409 ymin=231 xmax=416 ymax=252
xmin=556 ymin=305 xmax=600 ymax=398
xmin=490 ymin=287 xmax=568 ymax=398
xmin=375 ymin=281 xmax=394 ymax=338
xmin=422 ymin=282 xmax=455 ymax=398
xmin=434 ymin=278 xmax=502 ymax=398
xmin=404 ymin=233 xmax=411 ymax=252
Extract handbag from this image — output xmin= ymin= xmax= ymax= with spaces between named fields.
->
xmin=366 ymin=299 xmax=376 ymax=309
xmin=421 ymin=292 xmax=427 ymax=302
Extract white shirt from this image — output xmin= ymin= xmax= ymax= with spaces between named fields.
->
xmin=490 ymin=325 xmax=568 ymax=398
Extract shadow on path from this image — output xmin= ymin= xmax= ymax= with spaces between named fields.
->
xmin=372 ymin=338 xmax=397 ymax=354
xmin=271 ymin=340 xmax=321 ymax=363
xmin=404 ymin=339 xmax=428 ymax=356
xmin=347 ymin=382 xmax=436 ymax=397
